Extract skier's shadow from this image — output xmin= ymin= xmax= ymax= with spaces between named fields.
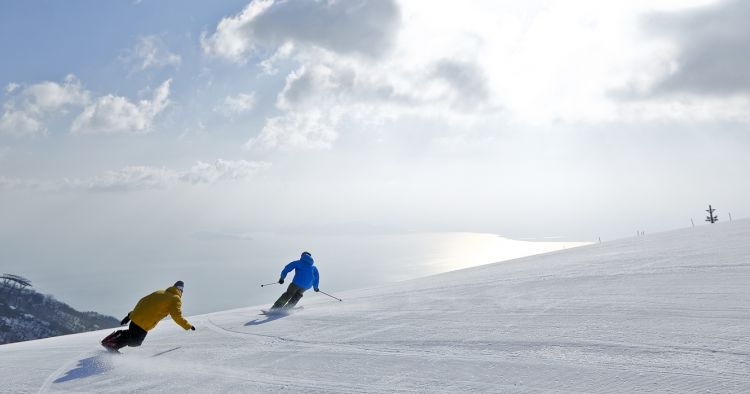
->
xmin=245 ymin=313 xmax=287 ymax=326
xmin=54 ymin=355 xmax=112 ymax=383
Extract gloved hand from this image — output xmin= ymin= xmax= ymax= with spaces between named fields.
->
xmin=278 ymin=278 xmax=284 ymax=284
xmin=190 ymin=326 xmax=196 ymax=331
xmin=120 ymin=314 xmax=130 ymax=325
xmin=314 ymin=288 xmax=319 ymax=292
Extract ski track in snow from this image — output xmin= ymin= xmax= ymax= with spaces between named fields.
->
xmin=2 ymin=220 xmax=750 ymax=392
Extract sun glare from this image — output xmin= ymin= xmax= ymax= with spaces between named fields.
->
xmin=426 ymin=232 xmax=592 ymax=273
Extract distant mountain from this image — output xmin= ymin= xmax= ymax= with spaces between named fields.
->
xmin=0 ymin=275 xmax=119 ymax=345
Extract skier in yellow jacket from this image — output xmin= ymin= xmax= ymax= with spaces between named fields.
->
xmin=101 ymin=281 xmax=194 ymax=352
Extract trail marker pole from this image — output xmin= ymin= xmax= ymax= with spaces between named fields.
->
xmin=705 ymin=204 xmax=718 ymax=224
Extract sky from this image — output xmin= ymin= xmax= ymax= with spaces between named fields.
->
xmin=1 ymin=0 xmax=749 ymax=313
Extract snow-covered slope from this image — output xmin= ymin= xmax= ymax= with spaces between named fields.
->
xmin=2 ymin=221 xmax=749 ymax=393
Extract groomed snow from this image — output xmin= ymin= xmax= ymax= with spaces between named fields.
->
xmin=2 ymin=221 xmax=749 ymax=393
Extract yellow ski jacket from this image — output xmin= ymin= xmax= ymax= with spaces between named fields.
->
xmin=129 ymin=286 xmax=192 ymax=331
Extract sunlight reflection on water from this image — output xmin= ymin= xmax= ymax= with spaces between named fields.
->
xmin=422 ymin=232 xmax=591 ymax=274
xmin=175 ymin=231 xmax=592 ymax=314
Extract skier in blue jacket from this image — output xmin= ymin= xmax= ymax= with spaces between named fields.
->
xmin=271 ymin=251 xmax=320 ymax=309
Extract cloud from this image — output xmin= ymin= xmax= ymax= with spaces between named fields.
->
xmin=258 ymin=42 xmax=294 ymax=74
xmin=216 ymin=92 xmax=256 ymax=115
xmin=80 ymin=166 xmax=178 ymax=191
xmin=431 ymin=59 xmax=490 ymax=109
xmin=21 ymin=75 xmax=90 ymax=114
xmin=276 ymin=65 xmax=324 ymax=109
xmin=0 ymin=75 xmax=89 ymax=137
xmin=0 ymin=175 xmax=45 ymax=191
xmin=83 ymin=159 xmax=269 ymax=191
xmin=201 ymin=0 xmax=400 ymax=62
xmin=213 ymin=1 xmax=749 ymax=152
xmin=179 ymin=159 xmax=270 ymax=184
xmin=250 ymin=56 xmax=491 ymax=150
xmin=126 ymin=35 xmax=182 ymax=71
xmin=71 ymin=79 xmax=171 ymax=135
xmin=0 ymin=159 xmax=270 ymax=192
xmin=205 ymin=1 xmax=502 ymax=151
xmin=247 ymin=110 xmax=338 ymax=150
xmin=200 ymin=0 xmax=274 ymax=63
xmin=0 ymin=75 xmax=179 ymax=137
xmin=644 ymin=0 xmax=750 ymax=96
xmin=5 ymin=83 xmax=20 ymax=95
xmin=0 ymin=108 xmax=46 ymax=137
xmin=276 ymin=63 xmax=402 ymax=110
xmin=276 ymin=64 xmax=345 ymax=109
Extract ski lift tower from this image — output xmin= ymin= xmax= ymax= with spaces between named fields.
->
xmin=0 ymin=274 xmax=32 ymax=310
xmin=1 ymin=274 xmax=32 ymax=293
xmin=705 ymin=205 xmax=718 ymax=224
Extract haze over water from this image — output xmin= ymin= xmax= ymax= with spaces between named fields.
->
xmin=5 ymin=232 xmax=588 ymax=317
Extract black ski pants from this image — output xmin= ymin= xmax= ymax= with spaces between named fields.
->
xmin=112 ymin=322 xmax=148 ymax=349
xmin=272 ymin=283 xmax=306 ymax=309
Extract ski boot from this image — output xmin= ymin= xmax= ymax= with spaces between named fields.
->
xmin=101 ymin=331 xmax=122 ymax=353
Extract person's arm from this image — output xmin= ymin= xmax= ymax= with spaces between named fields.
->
xmin=120 ymin=312 xmax=131 ymax=325
xmin=279 ymin=261 xmax=296 ymax=281
xmin=313 ymin=266 xmax=320 ymax=291
xmin=169 ymin=297 xmax=193 ymax=330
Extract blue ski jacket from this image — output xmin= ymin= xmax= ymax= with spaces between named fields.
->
xmin=280 ymin=253 xmax=320 ymax=290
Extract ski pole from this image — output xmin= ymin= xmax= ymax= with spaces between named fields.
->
xmin=318 ymin=290 xmax=342 ymax=302
xmin=260 ymin=282 xmax=279 ymax=287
